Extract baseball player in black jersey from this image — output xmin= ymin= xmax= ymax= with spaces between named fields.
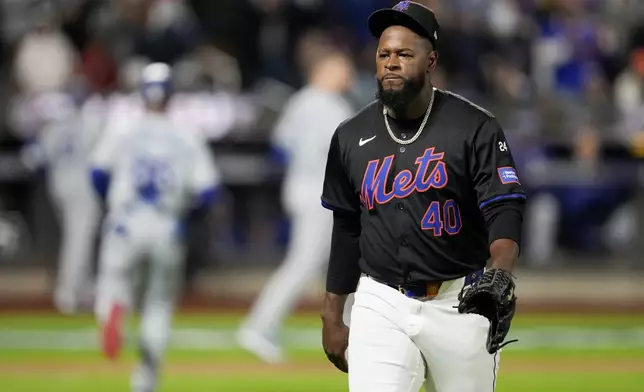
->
xmin=319 ymin=2 xmax=526 ymax=391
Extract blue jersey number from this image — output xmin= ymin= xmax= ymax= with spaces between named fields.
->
xmin=132 ymin=157 xmax=174 ymax=204
xmin=420 ymin=199 xmax=462 ymax=236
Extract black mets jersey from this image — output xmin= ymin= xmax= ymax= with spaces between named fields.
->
xmin=321 ymin=89 xmax=526 ymax=284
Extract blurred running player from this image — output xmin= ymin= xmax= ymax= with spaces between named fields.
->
xmin=91 ymin=63 xmax=221 ymax=392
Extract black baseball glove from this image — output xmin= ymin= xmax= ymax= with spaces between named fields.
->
xmin=457 ymin=269 xmax=518 ymax=354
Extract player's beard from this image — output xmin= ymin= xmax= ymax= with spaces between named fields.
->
xmin=376 ymin=73 xmax=425 ymax=116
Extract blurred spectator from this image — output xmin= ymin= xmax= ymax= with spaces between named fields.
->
xmin=135 ymin=0 xmax=201 ymax=64
xmin=525 ymin=62 xmax=634 ymax=265
xmin=59 ymin=0 xmax=101 ymax=53
xmin=614 ymin=48 xmax=644 ymax=116
xmin=13 ymin=12 xmax=78 ymax=95
xmin=192 ymin=44 xmax=243 ymax=93
xmin=80 ymin=37 xmax=118 ymax=94
xmin=326 ymin=0 xmax=391 ymax=48
xmin=187 ymin=0 xmax=261 ymax=89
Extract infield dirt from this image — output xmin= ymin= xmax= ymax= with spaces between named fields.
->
xmin=1 ymin=357 xmax=643 ymax=376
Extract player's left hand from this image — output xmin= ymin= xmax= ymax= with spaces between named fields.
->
xmin=457 ymin=268 xmax=518 ymax=354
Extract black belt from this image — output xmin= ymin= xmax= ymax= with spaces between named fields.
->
xmin=370 ymin=269 xmax=484 ymax=300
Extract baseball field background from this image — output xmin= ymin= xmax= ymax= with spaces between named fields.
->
xmin=1 ymin=311 xmax=642 ymax=391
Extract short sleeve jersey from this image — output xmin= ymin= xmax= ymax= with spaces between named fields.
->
xmin=321 ymin=89 xmax=526 ymax=284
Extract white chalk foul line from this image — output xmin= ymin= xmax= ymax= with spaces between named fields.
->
xmin=1 ymin=328 xmax=644 ymax=351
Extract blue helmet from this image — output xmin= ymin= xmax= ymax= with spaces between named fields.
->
xmin=140 ymin=62 xmax=173 ymax=105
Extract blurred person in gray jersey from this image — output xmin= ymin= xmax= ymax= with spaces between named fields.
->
xmin=236 ymin=47 xmax=356 ymax=363
xmin=20 ymin=83 xmax=103 ymax=315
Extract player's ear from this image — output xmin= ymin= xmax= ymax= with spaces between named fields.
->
xmin=427 ymin=50 xmax=438 ymax=74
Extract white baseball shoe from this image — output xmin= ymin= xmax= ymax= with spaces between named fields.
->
xmin=131 ymin=363 xmax=156 ymax=392
xmin=235 ymin=327 xmax=285 ymax=364
xmin=53 ymin=290 xmax=78 ymax=315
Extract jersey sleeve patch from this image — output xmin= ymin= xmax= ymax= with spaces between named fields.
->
xmin=497 ymin=167 xmax=519 ymax=185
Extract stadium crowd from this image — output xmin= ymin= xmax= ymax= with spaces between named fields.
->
xmin=0 ymin=0 xmax=643 ymax=270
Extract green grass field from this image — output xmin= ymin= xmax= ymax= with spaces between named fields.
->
xmin=1 ymin=312 xmax=642 ymax=391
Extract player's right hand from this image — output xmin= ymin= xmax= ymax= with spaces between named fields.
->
xmin=321 ymin=318 xmax=350 ymax=373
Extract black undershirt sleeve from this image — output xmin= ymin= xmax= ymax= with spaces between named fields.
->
xmin=481 ymin=199 xmax=525 ymax=251
xmin=326 ymin=210 xmax=362 ymax=295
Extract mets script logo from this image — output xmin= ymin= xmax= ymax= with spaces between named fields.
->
xmin=394 ymin=1 xmax=411 ymax=11
xmin=360 ymin=147 xmax=448 ymax=209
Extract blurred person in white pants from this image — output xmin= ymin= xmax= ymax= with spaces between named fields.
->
xmin=91 ymin=63 xmax=220 ymax=392
xmin=20 ymin=89 xmax=103 ymax=314
xmin=236 ymin=49 xmax=356 ymax=363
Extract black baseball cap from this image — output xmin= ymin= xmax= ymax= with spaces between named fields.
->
xmin=368 ymin=1 xmax=440 ymax=50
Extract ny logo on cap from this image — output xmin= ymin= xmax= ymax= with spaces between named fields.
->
xmin=394 ymin=1 xmax=411 ymax=11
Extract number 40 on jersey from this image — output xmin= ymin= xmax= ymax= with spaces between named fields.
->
xmin=421 ymin=199 xmax=462 ymax=236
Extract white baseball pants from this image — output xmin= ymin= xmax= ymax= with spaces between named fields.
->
xmin=53 ymin=194 xmax=100 ymax=312
xmin=95 ymin=206 xmax=185 ymax=365
xmin=245 ymin=185 xmax=333 ymax=339
xmin=242 ymin=182 xmax=333 ymax=340
xmin=347 ymin=275 xmax=500 ymax=392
